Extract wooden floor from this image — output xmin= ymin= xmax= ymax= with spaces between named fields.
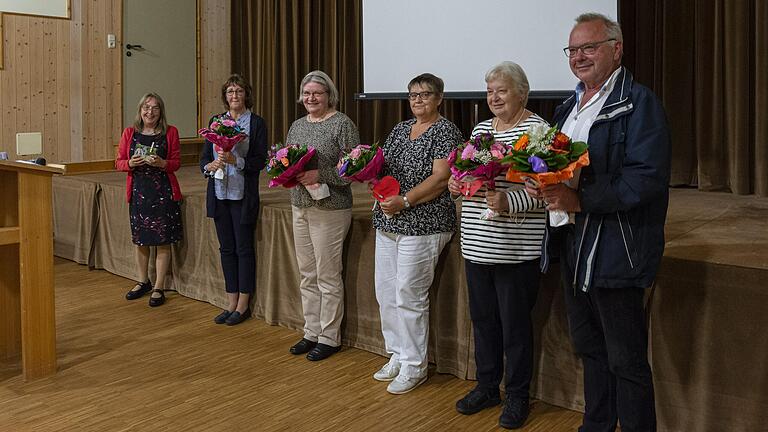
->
xmin=0 ymin=258 xmax=583 ymax=432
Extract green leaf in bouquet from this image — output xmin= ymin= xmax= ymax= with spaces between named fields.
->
xmin=570 ymin=141 xmax=588 ymax=158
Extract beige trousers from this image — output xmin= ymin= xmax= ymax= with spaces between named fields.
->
xmin=291 ymin=206 xmax=352 ymax=347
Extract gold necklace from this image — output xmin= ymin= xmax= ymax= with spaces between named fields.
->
xmin=494 ymin=108 xmax=527 ymax=132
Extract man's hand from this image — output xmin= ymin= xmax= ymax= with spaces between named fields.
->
xmin=541 ymin=183 xmax=581 ymax=212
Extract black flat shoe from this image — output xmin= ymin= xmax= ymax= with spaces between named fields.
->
xmin=213 ymin=310 xmax=233 ymax=324
xmin=148 ymin=289 xmax=165 ymax=307
xmin=289 ymin=338 xmax=317 ymax=355
xmin=225 ymin=309 xmax=251 ymax=326
xmin=306 ymin=343 xmax=341 ymax=361
xmin=126 ymin=281 xmax=152 ymax=300
xmin=456 ymin=388 xmax=501 ymax=415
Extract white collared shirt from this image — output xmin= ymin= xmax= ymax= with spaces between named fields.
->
xmin=559 ymin=67 xmax=622 ymax=223
xmin=562 ymin=66 xmax=623 ymax=143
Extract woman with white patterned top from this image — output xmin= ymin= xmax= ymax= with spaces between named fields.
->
xmin=448 ymin=61 xmax=547 ymax=429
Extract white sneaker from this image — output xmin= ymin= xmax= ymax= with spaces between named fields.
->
xmin=386 ymin=374 xmax=427 ymax=394
xmin=373 ymin=358 xmax=400 ymax=382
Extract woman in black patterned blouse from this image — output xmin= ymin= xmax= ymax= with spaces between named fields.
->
xmin=371 ymin=73 xmax=462 ymax=395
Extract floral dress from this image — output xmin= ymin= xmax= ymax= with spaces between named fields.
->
xmin=129 ymin=132 xmax=183 ymax=246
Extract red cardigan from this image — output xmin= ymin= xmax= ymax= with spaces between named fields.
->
xmin=115 ymin=126 xmax=182 ymax=202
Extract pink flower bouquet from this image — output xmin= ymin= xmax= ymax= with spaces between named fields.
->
xmin=265 ymin=143 xmax=317 ymax=189
xmin=198 ymin=114 xmax=248 ymax=153
xmin=447 ymin=133 xmax=510 ymax=219
xmin=337 ymin=143 xmax=384 ymax=183
xmin=198 ymin=114 xmax=248 ymax=179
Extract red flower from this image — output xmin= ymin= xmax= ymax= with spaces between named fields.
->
xmin=551 ymin=132 xmax=571 ymax=151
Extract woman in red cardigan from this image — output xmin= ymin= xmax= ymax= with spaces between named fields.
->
xmin=115 ymin=93 xmax=182 ymax=307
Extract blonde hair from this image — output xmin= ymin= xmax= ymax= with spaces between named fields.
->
xmin=132 ymin=93 xmax=168 ymax=134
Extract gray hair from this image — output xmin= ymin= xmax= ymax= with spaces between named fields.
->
xmin=575 ymin=12 xmax=623 ymax=42
xmin=484 ymin=61 xmax=530 ymax=106
xmin=297 ymin=70 xmax=340 ymax=108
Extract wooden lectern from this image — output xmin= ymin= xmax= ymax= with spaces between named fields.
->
xmin=0 ymin=160 xmax=63 ymax=380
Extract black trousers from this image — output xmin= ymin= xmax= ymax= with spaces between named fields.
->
xmin=465 ymin=258 xmax=539 ymax=399
xmin=561 ymin=228 xmax=656 ymax=432
xmin=213 ymin=199 xmax=255 ymax=294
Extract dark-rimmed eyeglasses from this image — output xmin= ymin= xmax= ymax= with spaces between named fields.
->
xmin=407 ymin=91 xmax=434 ymax=101
xmin=563 ymin=39 xmax=616 ymax=57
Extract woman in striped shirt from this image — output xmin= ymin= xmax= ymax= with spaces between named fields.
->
xmin=449 ymin=61 xmax=547 ymax=430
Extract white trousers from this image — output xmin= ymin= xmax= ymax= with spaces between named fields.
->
xmin=374 ymin=229 xmax=453 ymax=378
xmin=292 ymin=206 xmax=352 ymax=346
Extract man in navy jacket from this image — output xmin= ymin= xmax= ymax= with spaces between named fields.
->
xmin=527 ymin=13 xmax=670 ymax=432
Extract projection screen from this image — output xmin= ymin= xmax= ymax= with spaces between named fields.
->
xmin=359 ymin=0 xmax=619 ymax=99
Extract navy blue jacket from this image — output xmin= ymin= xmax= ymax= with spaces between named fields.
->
xmin=200 ymin=112 xmax=268 ymax=225
xmin=543 ymin=67 xmax=671 ymax=291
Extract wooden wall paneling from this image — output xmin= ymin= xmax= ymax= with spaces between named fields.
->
xmin=81 ymin=0 xmax=92 ymax=161
xmin=14 ymin=18 xmax=30 ymax=138
xmin=29 ymin=19 xmax=45 ymax=156
xmin=200 ymin=0 xmax=230 ymax=123
xmin=92 ymin=0 xmax=106 ymax=160
xmin=107 ymin=0 xmax=120 ymax=156
xmin=69 ymin=0 xmax=83 ymax=162
xmin=2 ymin=15 xmax=18 ymax=158
xmin=43 ymin=20 xmax=58 ymax=162
xmin=55 ymin=18 xmax=70 ymax=164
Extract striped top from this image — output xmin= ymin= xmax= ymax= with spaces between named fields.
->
xmin=459 ymin=115 xmax=548 ymax=264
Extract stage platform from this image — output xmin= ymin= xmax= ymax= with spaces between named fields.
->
xmin=52 ymin=167 xmax=768 ymax=432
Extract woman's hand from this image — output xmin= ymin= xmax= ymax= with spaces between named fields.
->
xmin=217 ymin=151 xmax=236 ymax=165
xmin=380 ymin=195 xmax=406 ymax=216
xmin=205 ymin=158 xmax=223 ymax=173
xmin=485 ymin=189 xmax=509 ymax=212
xmin=447 ymin=176 xmax=462 ymax=196
xmin=296 ymin=169 xmax=320 ymax=186
xmin=146 ymin=155 xmax=167 ymax=169
xmin=128 ymin=154 xmax=146 ymax=168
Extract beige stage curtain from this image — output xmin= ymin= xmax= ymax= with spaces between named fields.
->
xmin=232 ymin=0 xmax=767 ymax=196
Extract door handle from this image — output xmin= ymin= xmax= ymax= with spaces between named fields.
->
xmin=126 ymin=44 xmax=144 ymax=56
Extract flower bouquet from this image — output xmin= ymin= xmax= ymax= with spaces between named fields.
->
xmin=447 ymin=133 xmax=510 ymax=219
xmin=266 ymin=143 xmax=325 ymax=197
xmin=502 ymin=124 xmax=589 ymax=226
xmin=198 ymin=114 xmax=248 ymax=179
xmin=337 ymin=143 xmax=384 ymax=182
xmin=337 ymin=143 xmax=401 ymax=215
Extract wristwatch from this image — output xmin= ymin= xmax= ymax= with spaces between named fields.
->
xmin=402 ymin=195 xmax=411 ymax=209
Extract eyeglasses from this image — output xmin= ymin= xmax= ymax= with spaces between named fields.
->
xmin=226 ymin=89 xmax=245 ymax=96
xmin=302 ymin=91 xmax=327 ymax=98
xmin=563 ymin=39 xmax=616 ymax=57
xmin=407 ymin=91 xmax=434 ymax=101
xmin=141 ymin=105 xmax=161 ymax=113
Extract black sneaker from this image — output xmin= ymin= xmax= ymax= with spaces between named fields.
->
xmin=456 ymin=388 xmax=501 ymax=415
xmin=499 ymin=397 xmax=529 ymax=429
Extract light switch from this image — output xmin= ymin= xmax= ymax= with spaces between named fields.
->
xmin=108 ymin=34 xmax=116 ymax=49
xmin=16 ymin=132 xmax=43 ymax=156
